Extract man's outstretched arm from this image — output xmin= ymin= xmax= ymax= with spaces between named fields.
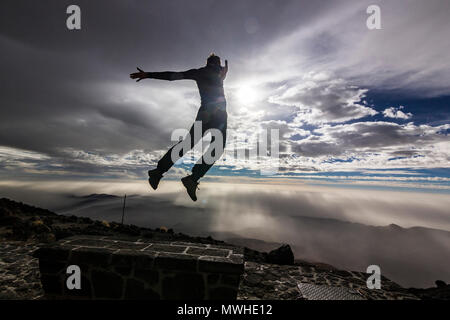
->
xmin=130 ymin=67 xmax=197 ymax=82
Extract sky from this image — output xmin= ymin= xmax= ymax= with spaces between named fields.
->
xmin=0 ymin=0 xmax=449 ymax=193
xmin=0 ymin=0 xmax=449 ymax=188
xmin=1 ymin=0 xmax=450 ymax=287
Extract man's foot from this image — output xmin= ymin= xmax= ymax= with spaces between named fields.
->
xmin=181 ymin=175 xmax=199 ymax=201
xmin=148 ymin=168 xmax=163 ymax=190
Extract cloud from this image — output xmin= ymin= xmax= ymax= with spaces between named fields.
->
xmin=383 ymin=106 xmax=412 ymax=120
xmin=0 ymin=0 xmax=448 ymax=183
xmin=269 ymin=72 xmax=378 ymax=124
xmin=292 ymin=121 xmax=449 ymax=157
xmin=1 ymin=179 xmax=449 ymax=287
xmin=254 ymin=0 xmax=450 ymax=97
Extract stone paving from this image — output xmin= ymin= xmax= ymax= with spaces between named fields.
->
xmin=238 ymin=261 xmax=419 ymax=300
xmin=0 ymin=241 xmax=43 ymax=299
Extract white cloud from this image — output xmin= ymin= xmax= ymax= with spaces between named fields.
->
xmin=278 ymin=121 xmax=450 ymax=172
xmin=247 ymin=0 xmax=450 ymax=97
xmin=383 ymin=106 xmax=412 ymax=120
xmin=268 ymin=72 xmax=377 ymax=124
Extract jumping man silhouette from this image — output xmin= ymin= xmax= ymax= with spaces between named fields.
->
xmin=130 ymin=54 xmax=228 ymax=201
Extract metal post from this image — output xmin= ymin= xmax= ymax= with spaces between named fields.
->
xmin=121 ymin=194 xmax=127 ymax=225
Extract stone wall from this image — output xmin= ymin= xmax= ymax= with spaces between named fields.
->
xmin=33 ymin=236 xmax=244 ymax=300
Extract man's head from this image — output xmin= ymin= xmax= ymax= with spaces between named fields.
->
xmin=207 ymin=53 xmax=221 ymax=66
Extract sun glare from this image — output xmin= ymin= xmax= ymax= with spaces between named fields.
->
xmin=237 ymin=85 xmax=258 ymax=105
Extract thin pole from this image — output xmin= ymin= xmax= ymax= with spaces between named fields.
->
xmin=121 ymin=194 xmax=127 ymax=225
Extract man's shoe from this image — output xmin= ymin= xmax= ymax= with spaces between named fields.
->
xmin=181 ymin=175 xmax=199 ymax=202
xmin=148 ymin=168 xmax=163 ymax=190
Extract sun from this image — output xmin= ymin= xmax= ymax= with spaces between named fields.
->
xmin=236 ymin=85 xmax=258 ymax=105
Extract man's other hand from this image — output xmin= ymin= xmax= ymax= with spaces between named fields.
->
xmin=130 ymin=67 xmax=147 ymax=82
xmin=221 ymin=60 xmax=228 ymax=79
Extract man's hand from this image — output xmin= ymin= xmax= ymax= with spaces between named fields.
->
xmin=130 ymin=67 xmax=147 ymax=82
xmin=221 ymin=60 xmax=228 ymax=79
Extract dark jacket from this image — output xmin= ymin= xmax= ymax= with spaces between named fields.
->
xmin=147 ymin=64 xmax=227 ymax=108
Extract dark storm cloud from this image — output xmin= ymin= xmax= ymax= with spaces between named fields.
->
xmin=0 ymin=0 xmax=337 ymax=158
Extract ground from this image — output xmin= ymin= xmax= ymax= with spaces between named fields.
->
xmin=0 ymin=197 xmax=446 ymax=300
xmin=0 ymin=241 xmax=42 ymax=299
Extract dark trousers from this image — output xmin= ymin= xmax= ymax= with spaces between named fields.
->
xmin=157 ymin=106 xmax=227 ymax=181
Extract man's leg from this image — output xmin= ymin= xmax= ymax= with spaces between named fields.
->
xmin=149 ymin=121 xmax=203 ymax=190
xmin=181 ymin=114 xmax=227 ymax=201
xmin=191 ymin=120 xmax=227 ymax=182
xmin=156 ymin=121 xmax=203 ymax=173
